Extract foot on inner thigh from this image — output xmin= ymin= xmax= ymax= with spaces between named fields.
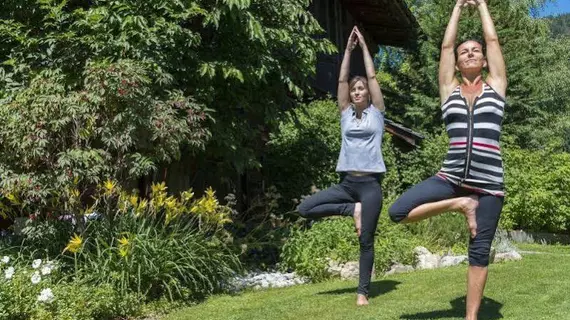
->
xmin=456 ymin=195 xmax=479 ymax=238
xmin=353 ymin=202 xmax=362 ymax=237
xmin=356 ymin=294 xmax=369 ymax=306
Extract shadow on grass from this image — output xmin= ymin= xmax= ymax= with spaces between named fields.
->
xmin=317 ymin=280 xmax=401 ymax=298
xmin=400 ymin=296 xmax=503 ymax=319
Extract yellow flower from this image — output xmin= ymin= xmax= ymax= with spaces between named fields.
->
xmin=103 ymin=179 xmax=116 ymax=194
xmin=129 ymin=195 xmax=138 ymax=207
xmin=70 ymin=188 xmax=80 ymax=198
xmin=118 ymin=236 xmax=129 ymax=247
xmin=181 ymin=189 xmax=194 ymax=202
xmin=63 ymin=234 xmax=83 ymax=253
xmin=6 ymin=193 xmax=19 ymax=205
xmin=119 ymin=247 xmax=129 ymax=258
xmin=135 ymin=199 xmax=148 ymax=217
xmin=151 ymin=182 xmax=167 ymax=196
xmin=165 ymin=197 xmax=177 ymax=210
xmin=118 ymin=235 xmax=131 ymax=258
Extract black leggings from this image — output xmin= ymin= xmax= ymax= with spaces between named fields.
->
xmin=297 ymin=174 xmax=383 ymax=296
xmin=388 ymin=176 xmax=503 ymax=266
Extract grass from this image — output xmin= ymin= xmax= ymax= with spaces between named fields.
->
xmin=165 ymin=245 xmax=570 ymax=320
xmin=516 ymin=242 xmax=570 ymax=254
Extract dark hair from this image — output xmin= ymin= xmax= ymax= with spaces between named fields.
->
xmin=454 ymin=39 xmax=486 ymax=60
xmin=349 ymin=76 xmax=368 ymax=90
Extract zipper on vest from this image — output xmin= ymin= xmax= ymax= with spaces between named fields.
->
xmin=461 ymin=84 xmax=484 ymax=183
xmin=464 ymin=106 xmax=473 ymax=181
xmin=463 ymin=93 xmax=477 ymax=182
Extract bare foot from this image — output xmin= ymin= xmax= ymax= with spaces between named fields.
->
xmin=356 ymin=294 xmax=369 ymax=306
xmin=353 ymin=202 xmax=362 ymax=237
xmin=457 ymin=195 xmax=479 ymax=238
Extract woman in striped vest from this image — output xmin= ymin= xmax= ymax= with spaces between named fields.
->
xmin=388 ymin=0 xmax=507 ymax=319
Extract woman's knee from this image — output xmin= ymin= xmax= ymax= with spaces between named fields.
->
xmin=468 ymin=239 xmax=493 ymax=267
xmin=296 ymin=201 xmax=311 ymax=218
xmin=388 ymin=200 xmax=410 ymax=223
xmin=359 ymin=234 xmax=374 ymax=251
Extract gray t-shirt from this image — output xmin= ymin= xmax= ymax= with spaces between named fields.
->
xmin=335 ymin=104 xmax=386 ymax=173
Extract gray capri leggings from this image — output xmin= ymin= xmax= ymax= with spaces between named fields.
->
xmin=297 ymin=173 xmax=383 ymax=296
xmin=388 ymin=176 xmax=503 ymax=266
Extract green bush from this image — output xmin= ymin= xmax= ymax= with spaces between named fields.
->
xmin=280 ymin=214 xmax=420 ymax=282
xmin=2 ymin=180 xmax=240 ymax=305
xmin=0 ymin=61 xmax=210 ymax=219
xmin=403 ymin=213 xmax=470 ymax=255
xmin=265 ymin=99 xmax=342 ymax=207
xmin=502 ymin=146 xmax=570 ymax=232
xmin=395 ymin=130 xmax=449 ymax=189
xmin=61 ymin=181 xmax=241 ymax=302
xmin=0 ymin=0 xmax=335 ymax=182
xmin=0 ymin=257 xmax=140 ymax=320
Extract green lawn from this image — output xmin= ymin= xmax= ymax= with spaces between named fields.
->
xmin=166 ymin=247 xmax=570 ymax=320
xmin=516 ymin=243 xmax=570 ymax=255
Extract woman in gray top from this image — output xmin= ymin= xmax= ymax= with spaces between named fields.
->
xmin=297 ymin=26 xmax=386 ymax=306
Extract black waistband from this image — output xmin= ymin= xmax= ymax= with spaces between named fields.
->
xmin=340 ymin=172 xmax=384 ymax=183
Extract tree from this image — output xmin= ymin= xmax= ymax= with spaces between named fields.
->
xmin=380 ymin=0 xmax=570 ymax=150
xmin=547 ymin=12 xmax=570 ymax=37
xmin=0 ymin=0 xmax=335 ymax=216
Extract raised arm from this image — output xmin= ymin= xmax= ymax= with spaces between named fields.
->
xmin=439 ymin=1 xmax=466 ymax=102
xmin=476 ymin=0 xmax=507 ymax=98
xmin=338 ymin=27 xmax=358 ymax=112
xmin=353 ymin=27 xmax=385 ymax=111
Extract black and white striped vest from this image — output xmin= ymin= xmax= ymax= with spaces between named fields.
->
xmin=437 ymin=83 xmax=505 ymax=196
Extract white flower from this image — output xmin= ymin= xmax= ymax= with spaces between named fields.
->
xmin=40 ymin=264 xmax=53 ymax=275
xmin=1 ymin=256 xmax=9 ymax=264
xmin=37 ymin=288 xmax=55 ymax=303
xmin=31 ymin=271 xmax=41 ymax=284
xmin=32 ymin=259 xmax=42 ymax=269
xmin=4 ymin=267 xmax=14 ymax=280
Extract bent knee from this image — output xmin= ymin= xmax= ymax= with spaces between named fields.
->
xmin=296 ymin=200 xmax=312 ymax=218
xmin=388 ymin=202 xmax=409 ymax=223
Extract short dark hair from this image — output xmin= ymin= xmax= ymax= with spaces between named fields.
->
xmin=454 ymin=39 xmax=486 ymax=60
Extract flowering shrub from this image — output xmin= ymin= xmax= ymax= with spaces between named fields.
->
xmin=61 ymin=181 xmax=240 ymax=301
xmin=0 ymin=179 xmax=239 ymax=317
xmin=0 ymin=256 xmax=139 ymax=320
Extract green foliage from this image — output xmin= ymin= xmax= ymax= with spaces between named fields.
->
xmin=394 ymin=131 xmax=449 ymax=189
xmin=265 ymin=99 xmax=341 ymax=206
xmin=404 ymin=213 xmax=470 ymax=254
xmin=280 ymin=215 xmax=420 ymax=282
xmin=0 ymin=258 xmax=140 ymax=320
xmin=501 ymin=146 xmax=570 ymax=232
xmin=0 ymin=0 xmax=336 ymax=179
xmin=3 ymin=180 xmax=240 ymax=304
xmin=547 ymin=12 xmax=570 ymax=37
xmin=227 ymin=186 xmax=296 ymax=269
xmin=0 ymin=59 xmax=210 ymax=218
xmin=75 ymin=217 xmax=239 ymax=301
xmin=60 ymin=181 xmax=241 ymax=302
xmin=389 ymin=0 xmax=570 ymax=151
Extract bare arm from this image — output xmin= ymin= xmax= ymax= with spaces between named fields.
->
xmin=476 ymin=0 xmax=507 ymax=98
xmin=439 ymin=1 xmax=466 ymax=102
xmin=338 ymin=28 xmax=357 ymax=112
xmin=354 ymin=27 xmax=385 ymax=111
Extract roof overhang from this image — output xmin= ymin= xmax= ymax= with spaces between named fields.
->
xmin=340 ymin=0 xmax=421 ymax=48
